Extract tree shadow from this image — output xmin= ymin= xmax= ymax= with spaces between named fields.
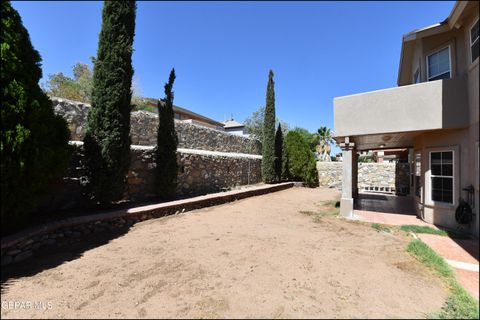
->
xmin=1 ymin=225 xmax=131 ymax=294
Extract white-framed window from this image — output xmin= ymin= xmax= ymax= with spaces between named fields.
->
xmin=427 ymin=46 xmax=451 ymax=81
xmin=415 ymin=152 xmax=422 ymax=198
xmin=470 ymin=18 xmax=479 ymax=63
xmin=430 ymin=150 xmax=453 ymax=204
xmin=414 ymin=68 xmax=421 ymax=84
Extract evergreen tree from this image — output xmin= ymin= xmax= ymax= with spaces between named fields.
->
xmin=1 ymin=1 xmax=71 ymax=233
xmin=155 ymin=69 xmax=178 ymax=200
xmin=262 ymin=70 xmax=276 ymax=183
xmin=284 ymin=131 xmax=319 ymax=187
xmin=274 ymin=123 xmax=283 ymax=181
xmin=83 ymin=1 xmax=136 ymax=205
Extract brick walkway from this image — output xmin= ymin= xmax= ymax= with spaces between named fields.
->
xmin=417 ymin=234 xmax=479 ymax=300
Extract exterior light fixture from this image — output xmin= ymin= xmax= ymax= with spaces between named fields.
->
xmin=379 ymin=144 xmax=386 ymax=148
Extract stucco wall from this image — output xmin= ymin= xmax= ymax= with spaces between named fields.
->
xmin=317 ymin=161 xmax=410 ymax=195
xmin=52 ymin=97 xmax=261 ymax=155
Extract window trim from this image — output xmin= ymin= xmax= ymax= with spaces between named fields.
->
xmin=426 ymin=46 xmax=452 ymax=81
xmin=413 ymin=67 xmax=421 ymax=84
xmin=469 ymin=17 xmax=479 ymax=64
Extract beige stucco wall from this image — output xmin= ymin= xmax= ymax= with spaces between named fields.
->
xmin=333 ymin=77 xmax=469 ymax=137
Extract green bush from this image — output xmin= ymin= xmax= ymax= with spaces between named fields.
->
xmin=0 ymin=1 xmax=71 ymax=233
xmin=83 ymin=1 xmax=136 ymax=205
xmin=284 ymin=131 xmax=319 ymax=187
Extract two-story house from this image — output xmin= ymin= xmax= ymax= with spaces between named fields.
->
xmin=333 ymin=1 xmax=479 ymax=236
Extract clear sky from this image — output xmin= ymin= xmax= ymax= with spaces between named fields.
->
xmin=12 ymin=1 xmax=455 ymax=154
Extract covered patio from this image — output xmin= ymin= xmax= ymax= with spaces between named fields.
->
xmin=353 ymin=193 xmax=432 ymax=227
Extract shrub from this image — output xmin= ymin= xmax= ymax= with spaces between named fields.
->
xmin=284 ymin=131 xmax=319 ymax=186
xmin=83 ymin=1 xmax=136 ymax=205
xmin=0 ymin=1 xmax=71 ymax=233
xmin=155 ymin=69 xmax=178 ymax=200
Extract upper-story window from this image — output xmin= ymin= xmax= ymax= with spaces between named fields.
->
xmin=470 ymin=18 xmax=479 ymax=63
xmin=427 ymin=47 xmax=450 ymax=81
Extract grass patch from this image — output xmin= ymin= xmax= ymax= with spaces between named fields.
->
xmin=407 ymin=239 xmax=479 ymax=319
xmin=371 ymin=223 xmax=392 ymax=233
xmin=401 ymin=225 xmax=448 ymax=236
xmin=401 ymin=225 xmax=471 ymax=239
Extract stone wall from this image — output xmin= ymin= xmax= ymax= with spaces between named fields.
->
xmin=52 ymin=97 xmax=261 ymax=154
xmin=37 ymin=143 xmax=262 ymax=212
xmin=317 ymin=161 xmax=410 ymax=195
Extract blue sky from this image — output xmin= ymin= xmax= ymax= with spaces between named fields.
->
xmin=12 ymin=1 xmax=454 ymax=154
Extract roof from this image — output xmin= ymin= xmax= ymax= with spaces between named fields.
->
xmin=145 ymin=98 xmax=224 ymax=127
xmin=397 ymin=1 xmax=474 ymax=86
xmin=222 ymin=119 xmax=244 ymax=129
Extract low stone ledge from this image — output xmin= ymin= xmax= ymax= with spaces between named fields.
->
xmin=1 ymin=182 xmax=294 ymax=265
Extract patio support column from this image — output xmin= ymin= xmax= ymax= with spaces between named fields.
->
xmin=340 ymin=137 xmax=356 ymax=218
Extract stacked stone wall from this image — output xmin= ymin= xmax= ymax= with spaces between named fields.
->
xmin=317 ymin=161 xmax=410 ymax=195
xmin=52 ymin=97 xmax=261 ymax=154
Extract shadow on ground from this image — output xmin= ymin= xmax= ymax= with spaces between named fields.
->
xmin=1 ymin=225 xmax=132 ymax=294
xmin=355 ymin=193 xmax=416 ymax=215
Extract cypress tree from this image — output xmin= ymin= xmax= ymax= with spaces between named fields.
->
xmin=83 ymin=1 xmax=136 ymax=205
xmin=262 ymin=70 xmax=276 ymax=183
xmin=155 ymin=69 xmax=178 ymax=200
xmin=274 ymin=123 xmax=283 ymax=182
xmin=1 ymin=1 xmax=71 ymax=233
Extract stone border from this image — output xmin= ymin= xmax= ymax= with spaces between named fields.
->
xmin=1 ymin=182 xmax=294 ymax=264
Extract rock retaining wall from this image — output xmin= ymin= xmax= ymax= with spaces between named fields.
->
xmin=38 ymin=143 xmax=262 ymax=213
xmin=317 ymin=161 xmax=410 ymax=195
xmin=52 ymin=97 xmax=262 ymax=154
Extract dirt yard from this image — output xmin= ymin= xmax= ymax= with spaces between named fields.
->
xmin=1 ymin=187 xmax=447 ymax=318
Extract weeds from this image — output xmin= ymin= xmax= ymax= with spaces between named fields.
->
xmin=407 ymin=239 xmax=479 ymax=319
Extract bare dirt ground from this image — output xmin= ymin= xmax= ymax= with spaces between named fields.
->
xmin=1 ymin=187 xmax=447 ymax=319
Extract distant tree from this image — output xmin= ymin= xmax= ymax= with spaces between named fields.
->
xmin=316 ymin=126 xmax=335 ymax=161
xmin=1 ymin=1 xmax=71 ymax=233
xmin=83 ymin=1 xmax=136 ymax=205
xmin=284 ymin=131 xmax=319 ymax=187
xmin=44 ymin=62 xmax=93 ymax=103
xmin=262 ymin=70 xmax=276 ymax=183
xmin=244 ymin=105 xmax=289 ymax=142
xmin=274 ymin=123 xmax=283 ymax=181
xmin=155 ymin=69 xmax=178 ymax=200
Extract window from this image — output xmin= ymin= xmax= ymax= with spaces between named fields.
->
xmin=414 ymin=68 xmax=421 ymax=84
xmin=470 ymin=19 xmax=479 ymax=63
xmin=427 ymin=47 xmax=450 ymax=81
xmin=430 ymin=151 xmax=453 ymax=203
xmin=415 ymin=153 xmax=421 ymax=197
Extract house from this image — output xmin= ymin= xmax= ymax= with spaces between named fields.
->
xmin=144 ymin=98 xmax=225 ymax=130
xmin=222 ymin=118 xmax=247 ymax=136
xmin=333 ymin=1 xmax=479 ymax=236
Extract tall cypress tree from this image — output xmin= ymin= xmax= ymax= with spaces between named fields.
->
xmin=274 ymin=123 xmax=283 ymax=182
xmin=83 ymin=1 xmax=136 ymax=205
xmin=1 ymin=1 xmax=71 ymax=233
xmin=262 ymin=70 xmax=276 ymax=183
xmin=155 ymin=69 xmax=178 ymax=200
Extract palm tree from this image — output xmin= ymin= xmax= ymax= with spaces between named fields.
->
xmin=316 ymin=126 xmax=335 ymax=161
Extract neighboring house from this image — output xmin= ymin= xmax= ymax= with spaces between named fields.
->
xmin=222 ymin=118 xmax=247 ymax=136
xmin=145 ymin=98 xmax=225 ymax=130
xmin=333 ymin=1 xmax=479 ymax=236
